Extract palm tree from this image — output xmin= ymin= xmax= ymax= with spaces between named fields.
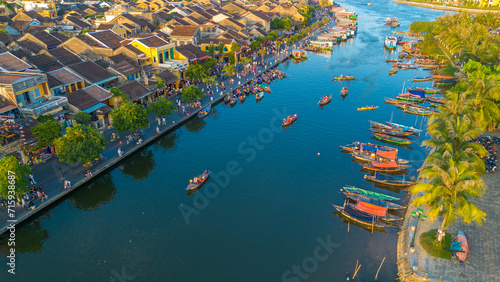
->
xmin=463 ymin=68 xmax=500 ymax=130
xmin=411 ymin=150 xmax=487 ymax=235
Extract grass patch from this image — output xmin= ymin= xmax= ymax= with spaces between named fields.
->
xmin=419 ymin=229 xmax=452 ymax=259
xmin=441 ymin=63 xmax=458 ymax=76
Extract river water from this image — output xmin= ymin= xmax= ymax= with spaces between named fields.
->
xmin=0 ymin=1 xmax=448 ymax=281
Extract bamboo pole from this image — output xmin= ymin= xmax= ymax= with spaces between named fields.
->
xmin=374 ymin=257 xmax=386 ymax=281
xmin=348 ymin=221 xmax=350 ymax=233
xmin=352 ymin=260 xmax=361 ymax=280
xmin=371 ymin=216 xmax=374 ymax=234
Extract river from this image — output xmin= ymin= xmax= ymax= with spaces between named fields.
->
xmin=0 ymin=1 xmax=449 ymax=281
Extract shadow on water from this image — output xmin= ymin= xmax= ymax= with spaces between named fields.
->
xmin=185 ymin=116 xmax=206 ymax=133
xmin=0 ymin=217 xmax=50 ymax=255
xmin=69 ymin=173 xmax=117 ymax=212
xmin=155 ymin=132 xmax=180 ymax=153
xmin=332 ymin=211 xmax=388 ymax=234
xmin=120 ymin=150 xmax=156 ymax=181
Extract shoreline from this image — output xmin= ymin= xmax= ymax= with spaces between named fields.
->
xmin=393 ymin=0 xmax=500 ymax=13
xmin=0 ymin=54 xmax=292 ymax=236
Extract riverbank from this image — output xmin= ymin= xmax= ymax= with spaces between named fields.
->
xmin=0 ymin=51 xmax=293 ymax=236
xmin=397 ymin=133 xmax=500 ymax=281
xmin=393 ymin=0 xmax=500 ymax=13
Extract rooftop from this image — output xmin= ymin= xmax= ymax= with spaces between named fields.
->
xmin=118 ymin=80 xmax=151 ymax=101
xmin=136 ymin=35 xmax=170 ymax=48
xmin=86 ymin=30 xmax=124 ymax=49
xmin=110 ymin=60 xmax=140 ymax=77
xmin=170 ymin=25 xmax=199 ymax=37
xmin=82 ymin=84 xmax=111 ymax=102
xmin=68 ymin=61 xmax=115 ymax=84
xmin=0 ymin=52 xmax=32 ymax=71
xmin=47 ymin=68 xmax=83 ymax=85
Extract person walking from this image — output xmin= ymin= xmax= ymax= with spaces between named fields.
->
xmin=156 ymin=126 xmax=160 ymax=134
xmin=162 ymin=116 xmax=166 ymax=125
xmin=118 ymin=148 xmax=123 ymax=157
xmin=29 ymin=174 xmax=36 ymax=184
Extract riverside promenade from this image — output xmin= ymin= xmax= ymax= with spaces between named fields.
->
xmin=397 ymin=134 xmax=500 ymax=281
xmin=393 ymin=0 xmax=500 ymax=13
xmin=0 ymin=50 xmax=292 ymax=236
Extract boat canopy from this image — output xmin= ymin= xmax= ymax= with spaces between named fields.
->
xmin=361 ymin=144 xmax=385 ymax=152
xmin=356 ymin=201 xmax=387 ymax=217
xmin=408 ymin=89 xmax=426 ymax=97
xmin=372 ymin=160 xmax=398 ymax=168
xmin=377 ymin=149 xmax=397 ymax=159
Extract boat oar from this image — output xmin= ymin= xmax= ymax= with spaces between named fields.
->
xmin=374 ymin=257 xmax=385 ymax=281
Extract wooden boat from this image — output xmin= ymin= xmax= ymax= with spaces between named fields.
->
xmin=391 ymin=21 xmax=401 ymax=28
xmin=197 ymin=105 xmax=211 ymax=118
xmin=424 ymin=88 xmax=440 ymax=94
xmin=433 ymin=75 xmax=454 ymax=81
xmin=385 ymin=17 xmax=398 ymax=25
xmin=351 ymin=149 xmax=409 ymax=164
xmin=238 ymin=95 xmax=246 ymax=103
xmin=343 ymin=192 xmax=405 ymax=210
xmin=364 ymin=173 xmax=416 ymax=187
xmin=373 ymin=132 xmax=414 ymax=145
xmin=412 ymin=76 xmax=432 ymax=82
xmin=256 ymin=91 xmax=264 ymax=101
xmin=367 ymin=2 xmax=372 ymax=6
xmin=395 ymin=93 xmax=424 ymax=102
xmin=319 ymin=94 xmax=332 ymax=106
xmin=385 ymin=36 xmax=398 ymax=50
xmin=224 ymin=95 xmax=231 ymax=102
xmin=426 ymin=96 xmax=444 ymax=104
xmin=386 ymin=59 xmax=402 ymax=63
xmin=229 ymin=97 xmax=237 ymax=106
xmin=256 ymin=84 xmax=271 ymax=93
xmin=357 ymin=105 xmax=379 ymax=111
xmin=403 ymin=106 xmax=433 ymax=116
xmin=384 ymin=98 xmax=406 ymax=105
xmin=282 ymin=113 xmax=297 ymax=127
xmin=340 ymin=86 xmax=348 ymax=96
xmin=341 ymin=186 xmax=400 ymax=201
xmin=386 ymin=122 xmax=422 ymax=134
xmin=340 ymin=142 xmax=397 ymax=154
xmin=340 ymin=202 xmax=402 ymax=222
xmin=186 ymin=170 xmax=210 ymax=190
xmin=332 ymin=75 xmax=356 ymax=81
xmin=389 ymin=68 xmax=398 ymax=75
xmin=360 ymin=160 xmax=410 ymax=172
xmin=371 ymin=127 xmax=415 ymax=138
xmin=457 ymin=230 xmax=469 ymax=265
xmin=332 ymin=204 xmax=392 ymax=228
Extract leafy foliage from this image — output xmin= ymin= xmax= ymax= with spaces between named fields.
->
xmin=271 ymin=18 xmax=292 ymax=30
xmin=155 ymin=76 xmax=165 ymax=88
xmin=148 ymin=97 xmax=176 ymax=117
xmin=32 ymin=119 xmax=62 ymax=148
xmin=110 ymin=87 xmax=129 ymax=102
xmin=186 ymin=63 xmax=208 ymax=81
xmin=0 ymin=156 xmax=31 ymax=202
xmin=54 ymin=124 xmax=107 ymax=164
xmin=110 ymin=102 xmax=149 ymax=133
xmin=75 ymin=112 xmax=92 ymax=125
xmin=222 ymin=64 xmax=235 ymax=77
xmin=181 ymin=85 xmax=204 ymax=102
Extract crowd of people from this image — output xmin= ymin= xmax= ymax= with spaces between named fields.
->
xmin=472 ymin=136 xmax=499 ymax=173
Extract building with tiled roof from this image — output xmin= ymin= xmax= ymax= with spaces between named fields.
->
xmin=86 ymin=30 xmax=124 ymax=49
xmin=67 ymin=61 xmax=118 ymax=86
xmin=46 ymin=47 xmax=82 ymax=65
xmin=169 ymin=25 xmax=200 ymax=47
xmin=62 ymin=16 xmax=92 ymax=31
xmin=175 ymin=44 xmax=209 ymax=62
xmin=28 ymin=54 xmax=63 ymax=72
xmin=18 ymin=31 xmax=67 ymax=49
xmin=0 ymin=52 xmax=32 ymax=71
xmin=46 ymin=67 xmax=85 ymax=93
xmin=108 ymin=60 xmax=141 ymax=81
xmin=117 ymin=80 xmax=151 ymax=102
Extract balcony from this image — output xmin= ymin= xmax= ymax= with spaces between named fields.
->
xmin=19 ymin=96 xmax=68 ymax=118
xmin=157 ymin=59 xmax=189 ymax=72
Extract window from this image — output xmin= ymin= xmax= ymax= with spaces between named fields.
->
xmin=153 ymin=57 xmax=156 ymax=63
xmin=224 ymin=46 xmax=228 ymax=52
xmin=205 ymin=46 xmax=209 ymax=51
xmin=34 ymin=88 xmax=41 ymax=98
xmin=214 ymin=47 xmax=218 ymax=51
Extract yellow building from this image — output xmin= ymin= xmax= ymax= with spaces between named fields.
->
xmin=130 ymin=35 xmax=177 ymax=67
xmin=199 ymin=38 xmax=237 ymax=54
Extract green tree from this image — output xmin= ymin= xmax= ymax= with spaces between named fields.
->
xmin=32 ymin=119 xmax=62 ymax=148
xmin=155 ymin=76 xmax=165 ymax=89
xmin=218 ymin=42 xmax=225 ymax=55
xmin=185 ymin=63 xmax=208 ymax=81
xmin=411 ymin=150 xmax=487 ymax=233
xmin=181 ymin=85 xmax=204 ymax=102
xmin=0 ymin=156 xmax=31 ymax=202
xmin=257 ymin=48 xmax=266 ymax=62
xmin=222 ymin=64 xmax=235 ymax=77
xmin=0 ymin=29 xmax=7 ymax=33
xmin=148 ymin=97 xmax=176 ymax=117
xmin=54 ymin=124 xmax=107 ymax=165
xmin=110 ymin=102 xmax=149 ymax=133
xmin=208 ymin=44 xmax=215 ymax=54
xmin=81 ymin=29 xmax=90 ymax=35
xmin=110 ymin=86 xmax=129 ymax=108
xmin=75 ymin=112 xmax=92 ymax=125
xmin=200 ymin=57 xmax=216 ymax=70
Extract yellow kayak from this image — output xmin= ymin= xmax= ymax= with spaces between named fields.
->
xmin=357 ymin=106 xmax=379 ymax=111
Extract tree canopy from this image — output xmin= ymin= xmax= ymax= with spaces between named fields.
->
xmin=181 ymin=85 xmax=204 ymax=102
xmin=75 ymin=112 xmax=92 ymax=125
xmin=148 ymin=97 xmax=176 ymax=117
xmin=54 ymin=124 xmax=107 ymax=165
xmin=32 ymin=119 xmax=62 ymax=148
xmin=110 ymin=102 xmax=149 ymax=133
xmin=0 ymin=156 xmax=31 ymax=202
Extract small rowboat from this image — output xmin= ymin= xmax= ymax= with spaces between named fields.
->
xmin=371 ymin=121 xmax=420 ymax=137
xmin=395 ymin=94 xmax=424 ymax=102
xmin=332 ymin=75 xmax=356 ymax=81
xmin=229 ymin=97 xmax=237 ymax=106
xmin=371 ymin=128 xmax=414 ymax=138
xmin=385 ymin=59 xmax=402 ymax=63
xmin=373 ymin=132 xmax=414 ymax=145
xmin=457 ymin=231 xmax=469 ymax=265
xmin=224 ymin=95 xmax=231 ymax=102
xmin=343 ymin=192 xmax=405 ymax=210
xmin=319 ymin=94 xmax=332 ymax=106
xmin=257 ymin=84 xmax=271 ymax=93
xmin=433 ymin=75 xmax=454 ymax=81
xmin=391 ymin=22 xmax=401 ymax=28
xmin=426 ymin=96 xmax=444 ymax=104
xmin=357 ymin=106 xmax=379 ymax=111
xmin=424 ymin=88 xmax=440 ymax=94
xmin=413 ymin=76 xmax=432 ymax=82
xmin=403 ymin=106 xmax=433 ymax=116
xmin=386 ymin=122 xmax=422 ymax=134
xmin=360 ymin=160 xmax=410 ymax=172
xmin=341 ymin=202 xmax=402 ymax=221
xmin=340 ymin=142 xmax=397 ymax=153
xmin=197 ymin=105 xmax=211 ymax=118
xmin=332 ymin=204 xmax=392 ymax=228
xmin=342 ymin=186 xmax=400 ymax=201
xmin=351 ymin=150 xmax=409 ymax=164
xmin=239 ymin=95 xmax=246 ymax=103
xmin=186 ymin=170 xmax=210 ymax=190
xmin=256 ymin=91 xmax=264 ymax=101
xmin=364 ymin=173 xmax=415 ymax=187
xmin=340 ymin=86 xmax=348 ymax=96
xmin=282 ymin=113 xmax=297 ymax=127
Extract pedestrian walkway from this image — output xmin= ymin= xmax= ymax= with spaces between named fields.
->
xmin=0 ymin=49 xmax=293 ymax=235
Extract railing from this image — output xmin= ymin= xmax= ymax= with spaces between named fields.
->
xmin=19 ymin=97 xmax=68 ymax=117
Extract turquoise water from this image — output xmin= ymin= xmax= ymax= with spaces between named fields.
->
xmin=0 ymin=2 xmax=448 ymax=281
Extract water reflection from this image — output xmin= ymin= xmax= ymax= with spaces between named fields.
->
xmin=120 ymin=150 xmax=156 ymax=181
xmin=185 ymin=117 xmax=206 ymax=134
xmin=155 ymin=132 xmax=179 ymax=153
xmin=69 ymin=173 xmax=116 ymax=211
xmin=0 ymin=218 xmax=49 ymax=254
